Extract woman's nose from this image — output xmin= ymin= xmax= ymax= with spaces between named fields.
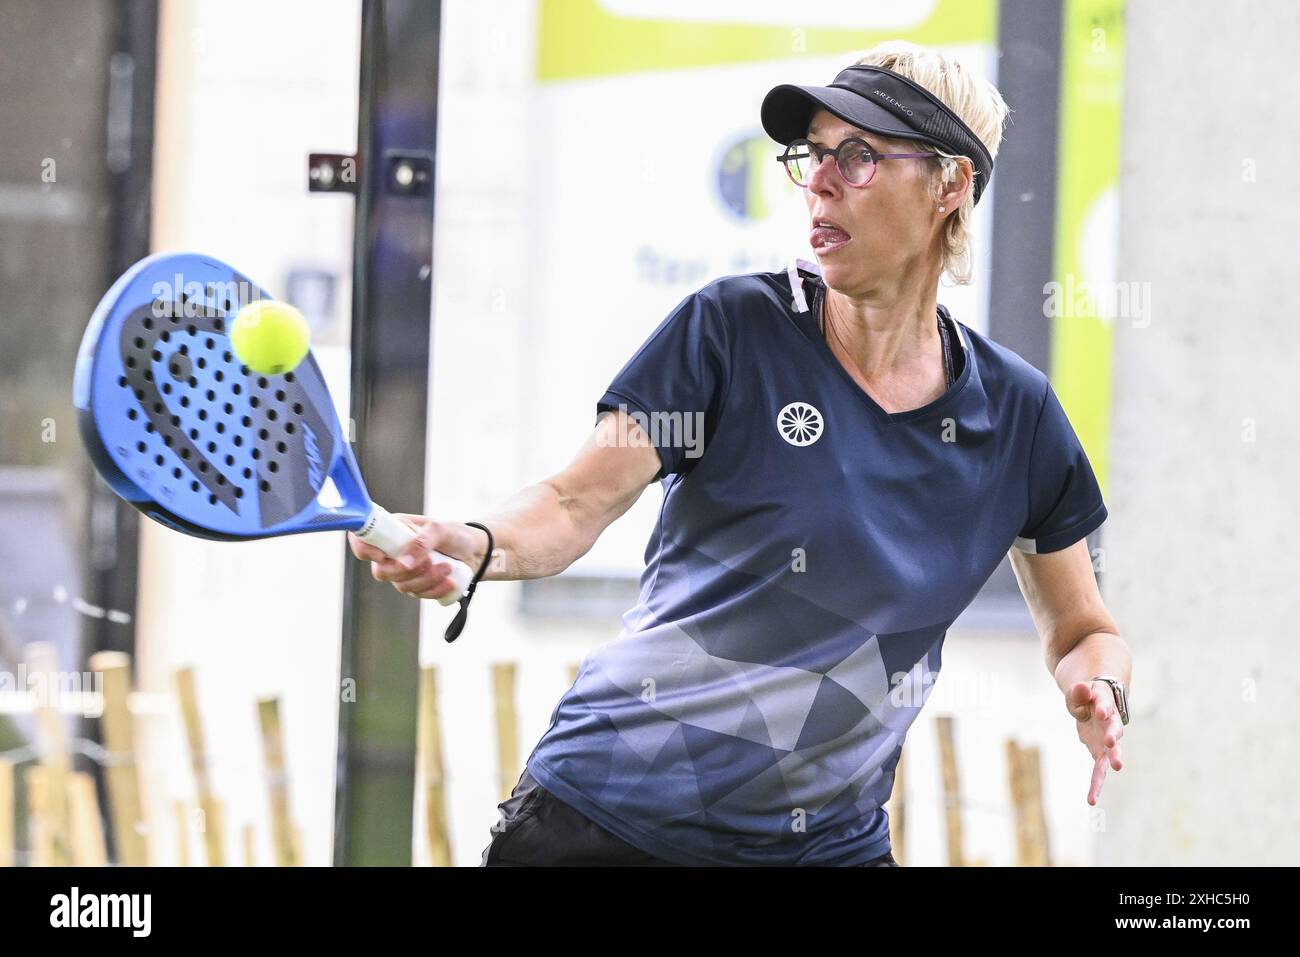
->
xmin=805 ymin=152 xmax=839 ymax=193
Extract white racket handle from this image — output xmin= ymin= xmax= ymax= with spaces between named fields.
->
xmin=355 ymin=505 xmax=474 ymax=607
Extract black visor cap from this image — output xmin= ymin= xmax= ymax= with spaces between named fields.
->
xmin=761 ymin=64 xmax=995 ymax=205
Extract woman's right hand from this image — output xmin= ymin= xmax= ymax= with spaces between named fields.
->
xmin=347 ymin=515 xmax=486 ymax=602
xmin=348 ymin=409 xmax=661 ymax=596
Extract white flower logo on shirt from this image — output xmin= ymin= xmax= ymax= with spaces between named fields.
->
xmin=777 ymin=402 xmax=824 ymax=446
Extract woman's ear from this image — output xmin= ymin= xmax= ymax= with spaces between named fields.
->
xmin=936 ymin=156 xmax=974 ymax=215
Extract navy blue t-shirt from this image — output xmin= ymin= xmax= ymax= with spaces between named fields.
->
xmin=526 ymin=260 xmax=1107 ymax=865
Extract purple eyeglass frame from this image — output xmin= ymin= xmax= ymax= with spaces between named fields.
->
xmin=778 ymin=136 xmax=934 ymax=188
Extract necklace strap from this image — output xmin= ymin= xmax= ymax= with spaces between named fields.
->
xmin=938 ymin=312 xmax=955 ymax=387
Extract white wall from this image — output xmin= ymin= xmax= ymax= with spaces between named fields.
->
xmin=1100 ymin=0 xmax=1300 ymax=866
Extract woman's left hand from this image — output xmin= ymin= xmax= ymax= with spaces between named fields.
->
xmin=1065 ymin=679 xmax=1125 ymax=806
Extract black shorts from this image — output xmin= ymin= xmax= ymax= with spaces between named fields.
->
xmin=480 ymin=768 xmax=900 ymax=867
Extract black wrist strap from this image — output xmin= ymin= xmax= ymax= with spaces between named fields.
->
xmin=443 ymin=522 xmax=493 ymax=643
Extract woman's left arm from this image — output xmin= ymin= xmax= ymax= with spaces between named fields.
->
xmin=1008 ymin=538 xmax=1130 ymax=806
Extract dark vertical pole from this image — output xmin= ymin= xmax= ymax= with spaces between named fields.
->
xmin=989 ymin=0 xmax=1064 ymax=376
xmin=963 ymin=0 xmax=1067 ymax=614
xmin=83 ymin=0 xmax=157 ymax=861
xmin=85 ymin=0 xmax=157 ymax=659
xmin=335 ymin=0 xmax=442 ymax=866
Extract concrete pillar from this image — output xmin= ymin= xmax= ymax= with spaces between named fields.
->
xmin=1103 ymin=0 xmax=1300 ymax=865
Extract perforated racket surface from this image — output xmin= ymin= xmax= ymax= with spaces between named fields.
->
xmin=73 ymin=252 xmax=471 ymax=602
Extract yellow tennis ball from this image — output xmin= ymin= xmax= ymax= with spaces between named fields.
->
xmin=230 ymin=300 xmax=311 ymax=375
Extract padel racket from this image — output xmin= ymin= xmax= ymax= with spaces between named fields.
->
xmin=73 ymin=251 xmax=472 ymax=604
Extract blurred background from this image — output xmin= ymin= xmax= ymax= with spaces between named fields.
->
xmin=0 ymin=0 xmax=1292 ymax=867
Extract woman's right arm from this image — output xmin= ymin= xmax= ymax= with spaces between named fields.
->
xmin=348 ymin=409 xmax=663 ymax=600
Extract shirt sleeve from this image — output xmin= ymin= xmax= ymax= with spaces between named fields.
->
xmin=595 ymin=290 xmax=732 ymax=481
xmin=1012 ymin=380 xmax=1108 ymax=554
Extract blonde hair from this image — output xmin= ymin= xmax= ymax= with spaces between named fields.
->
xmin=855 ymin=41 xmax=1011 ymax=285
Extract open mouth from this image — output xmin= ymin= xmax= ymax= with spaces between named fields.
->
xmin=810 ymin=218 xmax=851 ymax=254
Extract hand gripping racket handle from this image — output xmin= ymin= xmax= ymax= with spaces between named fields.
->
xmin=355 ymin=505 xmax=474 ymax=607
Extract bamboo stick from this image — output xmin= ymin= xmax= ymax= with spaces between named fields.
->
xmin=935 ymin=715 xmax=965 ymax=867
xmin=1022 ymin=744 xmax=1051 ymax=866
xmin=175 ymin=801 xmax=190 ymax=867
xmin=1007 ymin=739 xmax=1051 ymax=867
xmin=492 ymin=663 xmax=519 ymax=803
xmin=888 ymin=745 xmax=907 ymax=866
xmin=174 ymin=667 xmax=224 ymax=866
xmin=0 ymin=759 xmax=13 ymax=867
xmin=89 ymin=651 xmax=149 ymax=865
xmin=257 ymin=697 xmax=299 ymax=866
xmin=417 ymin=666 xmax=452 ymax=866
xmin=26 ymin=766 xmax=52 ymax=866
xmin=68 ymin=771 xmax=108 ymax=866
xmin=27 ymin=643 xmax=72 ymax=865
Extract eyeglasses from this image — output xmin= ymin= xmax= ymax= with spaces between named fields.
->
xmin=778 ymin=137 xmax=934 ymax=188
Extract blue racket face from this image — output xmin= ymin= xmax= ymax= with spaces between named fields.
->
xmin=74 ymin=252 xmax=373 ymax=541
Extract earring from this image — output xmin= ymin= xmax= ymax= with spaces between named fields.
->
xmin=938 ymin=205 xmax=946 ymax=212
